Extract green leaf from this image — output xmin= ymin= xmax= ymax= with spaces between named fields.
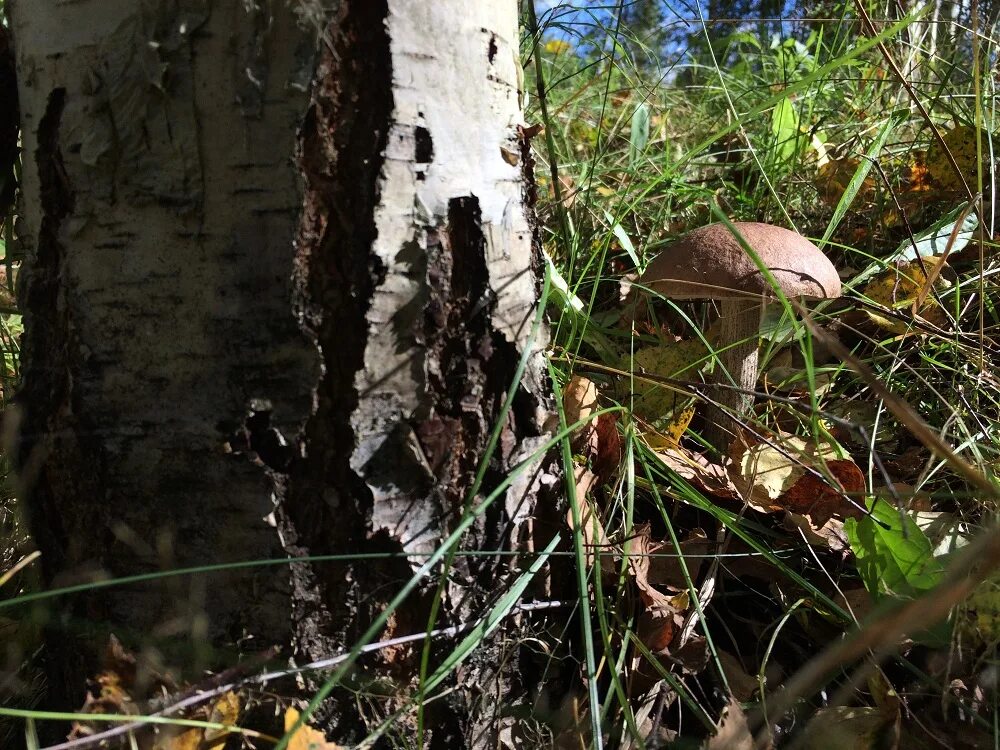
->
xmin=821 ymin=116 xmax=896 ymax=249
xmin=629 ymin=102 xmax=650 ymax=167
xmin=845 ymin=498 xmax=946 ymax=600
xmin=770 ymin=96 xmax=798 ymax=162
xmin=603 ymin=210 xmax=640 ymax=269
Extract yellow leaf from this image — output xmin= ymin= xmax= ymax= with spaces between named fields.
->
xmin=629 ymin=339 xmax=704 ymax=447
xmin=814 ymin=157 xmax=875 ymax=206
xmin=642 ymin=404 xmax=696 ymax=450
xmin=739 ymin=436 xmax=814 ymax=503
xmin=285 ymin=707 xmax=342 ymax=750
xmin=926 ymin=124 xmax=989 ymax=194
xmin=203 ymin=691 xmax=240 ymax=749
xmin=860 ymin=256 xmax=951 ymax=334
xmin=153 ymin=728 xmax=201 ymax=750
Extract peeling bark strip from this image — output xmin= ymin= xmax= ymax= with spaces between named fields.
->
xmin=12 ymin=0 xmax=318 ymax=711
xmin=284 ymin=0 xmax=552 ymax=743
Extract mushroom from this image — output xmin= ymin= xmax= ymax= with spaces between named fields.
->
xmin=639 ymin=222 xmax=841 ymax=451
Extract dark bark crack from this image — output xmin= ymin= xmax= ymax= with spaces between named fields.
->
xmin=282 ymin=0 xmax=398 ymax=736
xmin=17 ymin=87 xmax=108 ymax=716
xmin=419 ymin=197 xmax=530 ymax=610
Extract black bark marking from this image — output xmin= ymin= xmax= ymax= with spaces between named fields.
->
xmin=223 ymin=402 xmax=294 ymax=472
xmin=414 ymin=125 xmax=433 ymax=165
xmin=519 ymin=125 xmax=546 ymax=294
xmin=487 ymin=33 xmax=498 ymax=64
xmin=418 ymin=197 xmax=530 ymax=599
xmin=291 ymin=0 xmax=393 ymax=543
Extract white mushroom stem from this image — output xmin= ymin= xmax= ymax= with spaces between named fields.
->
xmin=704 ymin=298 xmax=764 ymax=452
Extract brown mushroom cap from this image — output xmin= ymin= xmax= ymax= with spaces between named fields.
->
xmin=640 ymin=222 xmax=842 ymax=300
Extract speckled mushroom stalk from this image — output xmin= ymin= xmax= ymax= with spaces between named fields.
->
xmin=707 ymin=297 xmax=764 ymax=452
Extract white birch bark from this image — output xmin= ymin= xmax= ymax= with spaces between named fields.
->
xmin=12 ymin=0 xmax=553 ymax=742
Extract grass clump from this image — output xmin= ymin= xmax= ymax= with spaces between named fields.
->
xmin=527 ymin=1 xmax=1000 ymax=746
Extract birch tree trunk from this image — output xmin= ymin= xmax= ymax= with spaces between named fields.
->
xmin=11 ymin=0 xmax=553 ymax=743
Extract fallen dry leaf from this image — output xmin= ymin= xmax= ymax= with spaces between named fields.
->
xmin=627 ymin=524 xmax=687 ymax=651
xmin=814 ymin=157 xmax=877 ymax=206
xmin=703 ymin=697 xmax=753 ymax=750
xmin=563 ymin=375 xmax=599 ymax=437
xmin=926 ymin=124 xmax=990 ymax=195
xmin=835 ymin=586 xmax=876 ymax=623
xmin=671 ymin=634 xmax=709 ymax=675
xmin=647 ymin=528 xmax=711 ymax=590
xmin=630 ymin=338 xmax=704 ymax=449
xmin=285 ymin=707 xmax=342 ymax=750
xmin=154 ymin=729 xmax=202 ymax=750
xmin=735 ymin=434 xmax=865 ymax=524
xmin=716 ymin=651 xmax=760 ymax=702
xmin=861 ymin=255 xmax=953 ymax=334
xmin=567 ymin=467 xmax=615 ymax=573
xmin=785 ymin=512 xmax=849 ymax=551
xmin=800 ymin=706 xmax=893 ymax=750
xmin=655 ymin=445 xmax=739 ymax=500
xmin=202 ymin=691 xmax=240 ymax=750
xmin=592 ymin=411 xmax=623 ymax=480
xmin=563 ymin=375 xmax=621 ymax=481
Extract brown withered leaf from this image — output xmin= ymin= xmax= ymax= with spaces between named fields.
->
xmin=69 ymin=637 xmax=140 ymax=741
xmin=672 ymin=634 xmax=710 ymax=675
xmin=876 ymin=481 xmax=932 ymax=511
xmin=655 ymin=446 xmax=739 ymax=500
xmin=703 ymin=697 xmax=753 ymax=750
xmin=734 ymin=435 xmax=865 ymax=524
xmin=716 ymin=650 xmax=760 ymax=702
xmin=784 ymin=512 xmax=849 ymax=551
xmin=563 ymin=375 xmax=599 ymax=446
xmin=776 ymin=459 xmax=866 ymax=524
xmin=567 ymin=467 xmax=615 ymax=573
xmin=627 ymin=524 xmax=687 ymax=651
xmin=884 ymin=445 xmax=931 ymax=485
xmin=563 ymin=375 xmax=621 ymax=481
xmin=835 ymin=586 xmax=876 ymax=623
xmin=593 ymin=412 xmax=622 ymax=481
xmin=647 ymin=528 xmax=711 ymax=590
xmin=801 ymin=706 xmax=893 ymax=750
